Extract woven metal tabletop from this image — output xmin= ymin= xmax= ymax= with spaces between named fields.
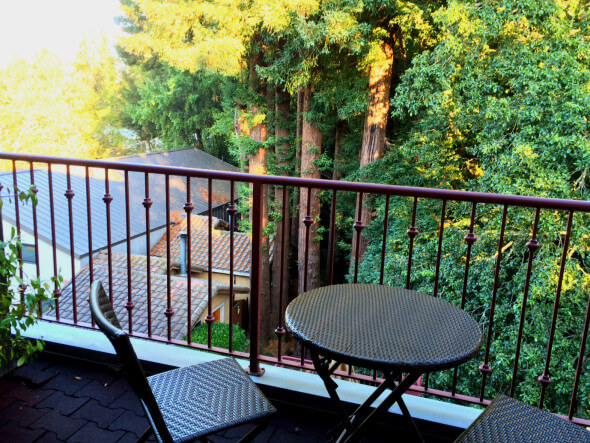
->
xmin=456 ymin=395 xmax=590 ymax=442
xmin=285 ymin=284 xmax=482 ymax=372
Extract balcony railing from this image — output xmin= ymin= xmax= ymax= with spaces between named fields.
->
xmin=1 ymin=152 xmax=589 ymax=427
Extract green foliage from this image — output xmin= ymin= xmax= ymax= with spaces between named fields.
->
xmin=189 ymin=322 xmax=249 ymax=353
xmin=121 ymin=63 xmax=234 ymax=158
xmin=353 ymin=0 xmax=590 ymax=419
xmin=0 ymin=188 xmax=56 ymax=370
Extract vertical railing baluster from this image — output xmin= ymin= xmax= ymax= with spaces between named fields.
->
xmin=479 ymin=205 xmax=509 ymax=402
xmin=406 ymin=197 xmax=418 ymax=290
xmin=185 ymin=177 xmax=193 ymax=344
xmin=65 ymin=165 xmax=77 ymax=323
xmin=29 ymin=164 xmax=41 ymax=316
xmin=205 ymin=178 xmax=214 ymax=348
xmin=569 ymin=289 xmax=590 ymax=420
xmin=353 ymin=192 xmax=365 ymax=283
xmin=538 ymin=210 xmax=574 ymax=409
xmin=452 ymin=202 xmax=478 ymax=395
xmin=12 ymin=162 xmax=25 ymax=304
xmin=433 ymin=199 xmax=447 ymax=298
xmin=301 ymin=186 xmax=313 ymax=367
xmin=510 ymin=207 xmax=541 ymax=397
xmin=275 ymin=186 xmax=288 ymax=361
xmin=142 ymin=173 xmax=153 ymax=337
xmin=248 ymin=180 xmax=263 ymax=375
xmin=85 ymin=167 xmax=95 ymax=327
xmin=379 ymin=195 xmax=390 ymax=285
xmin=47 ymin=164 xmax=61 ymax=319
xmin=228 ymin=182 xmax=236 ymax=352
xmin=124 ymin=171 xmax=134 ymax=333
xmin=102 ymin=168 xmax=114 ymax=304
xmin=303 ymin=187 xmax=313 ymax=292
xmin=164 ymin=174 xmax=173 ymax=342
xmin=327 ymin=189 xmax=337 ymax=285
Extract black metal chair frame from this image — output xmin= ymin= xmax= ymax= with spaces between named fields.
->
xmin=89 ymin=281 xmax=276 ymax=443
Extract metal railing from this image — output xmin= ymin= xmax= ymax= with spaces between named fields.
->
xmin=1 ymin=152 xmax=589 ymax=426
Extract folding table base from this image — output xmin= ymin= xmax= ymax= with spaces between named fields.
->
xmin=309 ymin=349 xmax=424 ymax=443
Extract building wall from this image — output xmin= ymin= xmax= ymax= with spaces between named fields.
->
xmin=2 ymin=223 xmax=81 ymax=284
xmin=193 ymin=271 xmax=250 ymax=287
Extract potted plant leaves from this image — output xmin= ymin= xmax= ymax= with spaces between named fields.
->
xmin=0 ymin=186 xmax=57 ymax=375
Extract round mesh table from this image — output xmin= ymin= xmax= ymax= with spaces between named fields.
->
xmin=285 ymin=284 xmax=483 ymax=442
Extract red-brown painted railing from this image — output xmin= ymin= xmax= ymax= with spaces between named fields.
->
xmin=1 ymin=152 xmax=590 ymax=426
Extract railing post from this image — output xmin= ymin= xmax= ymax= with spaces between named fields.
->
xmin=247 ymin=180 xmax=264 ymax=376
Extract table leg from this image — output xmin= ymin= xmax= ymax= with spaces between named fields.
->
xmin=308 ymin=349 xmax=356 ymax=435
xmin=339 ymin=372 xmax=423 ymax=443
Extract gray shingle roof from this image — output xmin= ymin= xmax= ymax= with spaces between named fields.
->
xmin=0 ymin=148 xmax=239 ymax=258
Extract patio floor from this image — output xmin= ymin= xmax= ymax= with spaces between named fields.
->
xmin=0 ymin=353 xmax=415 ymax=442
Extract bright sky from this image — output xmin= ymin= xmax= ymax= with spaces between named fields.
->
xmin=0 ymin=0 xmax=123 ymax=67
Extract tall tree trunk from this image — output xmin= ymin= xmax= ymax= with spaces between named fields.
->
xmin=352 ymin=36 xmax=395 ymax=267
xmin=271 ymin=86 xmax=291 ymax=334
xmin=247 ymin=49 xmax=272 ymax=344
xmin=291 ymin=88 xmax=304 ymax=249
xmin=332 ymin=119 xmax=347 ymax=181
xmin=298 ymin=85 xmax=322 ymax=295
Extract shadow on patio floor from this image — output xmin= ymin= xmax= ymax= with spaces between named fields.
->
xmin=0 ymin=353 xmax=403 ymax=442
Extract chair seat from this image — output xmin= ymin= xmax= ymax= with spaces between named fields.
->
xmin=456 ymin=395 xmax=590 ymax=443
xmin=148 ymin=358 xmax=276 ymax=442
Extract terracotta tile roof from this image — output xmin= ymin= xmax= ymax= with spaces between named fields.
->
xmin=151 ymin=212 xmax=252 ymax=275
xmin=48 ymin=252 xmax=212 ymax=340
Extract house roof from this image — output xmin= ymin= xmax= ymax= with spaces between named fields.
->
xmin=151 ymin=212 xmax=252 ymax=275
xmin=51 ymin=252 xmax=211 ymax=340
xmin=0 ymin=148 xmax=239 ymax=257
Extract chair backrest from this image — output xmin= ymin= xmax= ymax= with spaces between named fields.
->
xmin=89 ymin=281 xmax=173 ymax=442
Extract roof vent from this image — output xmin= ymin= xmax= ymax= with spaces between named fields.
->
xmin=179 ymin=231 xmax=188 ymax=275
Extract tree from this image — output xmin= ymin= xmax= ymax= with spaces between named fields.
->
xmin=0 ymin=47 xmax=121 ymax=170
xmin=357 ymin=0 xmax=590 ymax=417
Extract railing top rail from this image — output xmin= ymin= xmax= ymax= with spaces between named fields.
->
xmin=2 ymin=152 xmax=590 ymax=212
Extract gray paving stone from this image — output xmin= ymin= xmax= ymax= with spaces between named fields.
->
xmin=36 ymin=390 xmax=89 ymax=416
xmin=34 ymin=431 xmax=60 ymax=442
xmin=73 ymin=377 xmax=128 ymax=407
xmin=70 ymin=399 xmax=126 ymax=428
xmin=0 ymin=420 xmax=47 ymax=441
xmin=117 ymin=431 xmax=143 ymax=443
xmin=2 ymin=382 xmax=55 ymax=406
xmin=69 ymin=421 xmax=126 ymax=443
xmin=30 ymin=409 xmax=87 ymax=440
xmin=108 ymin=409 xmax=150 ymax=437
xmin=9 ymin=359 xmax=59 ymax=386
xmin=108 ymin=389 xmax=145 ymax=417
xmin=0 ymin=401 xmax=52 ymax=427
xmin=41 ymin=372 xmax=92 ymax=396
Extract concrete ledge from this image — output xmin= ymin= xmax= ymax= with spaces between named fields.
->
xmin=25 ymin=321 xmax=481 ymax=432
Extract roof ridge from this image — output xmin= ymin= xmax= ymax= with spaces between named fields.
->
xmin=110 ymin=146 xmax=196 ymax=161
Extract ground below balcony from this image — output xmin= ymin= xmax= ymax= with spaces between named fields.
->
xmin=0 ymin=353 xmax=457 ymax=442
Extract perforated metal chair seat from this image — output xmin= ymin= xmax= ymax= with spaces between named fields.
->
xmin=456 ymin=395 xmax=590 ymax=443
xmin=147 ymin=358 xmax=276 ymax=442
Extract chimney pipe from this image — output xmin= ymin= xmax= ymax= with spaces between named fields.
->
xmin=179 ymin=231 xmax=188 ymax=275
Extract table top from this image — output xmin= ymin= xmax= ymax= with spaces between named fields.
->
xmin=285 ymin=284 xmax=483 ymax=372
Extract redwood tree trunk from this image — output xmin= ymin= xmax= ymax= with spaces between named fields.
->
xmin=291 ymin=88 xmax=304 ymax=250
xmin=271 ymin=86 xmax=291 ymax=331
xmin=298 ymin=85 xmax=322 ymax=295
xmin=332 ymin=119 xmax=347 ymax=181
xmin=352 ymin=37 xmax=395 ymax=265
xmin=247 ymin=49 xmax=272 ymax=344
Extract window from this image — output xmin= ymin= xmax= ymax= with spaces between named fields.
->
xmin=21 ymin=244 xmax=36 ymax=264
